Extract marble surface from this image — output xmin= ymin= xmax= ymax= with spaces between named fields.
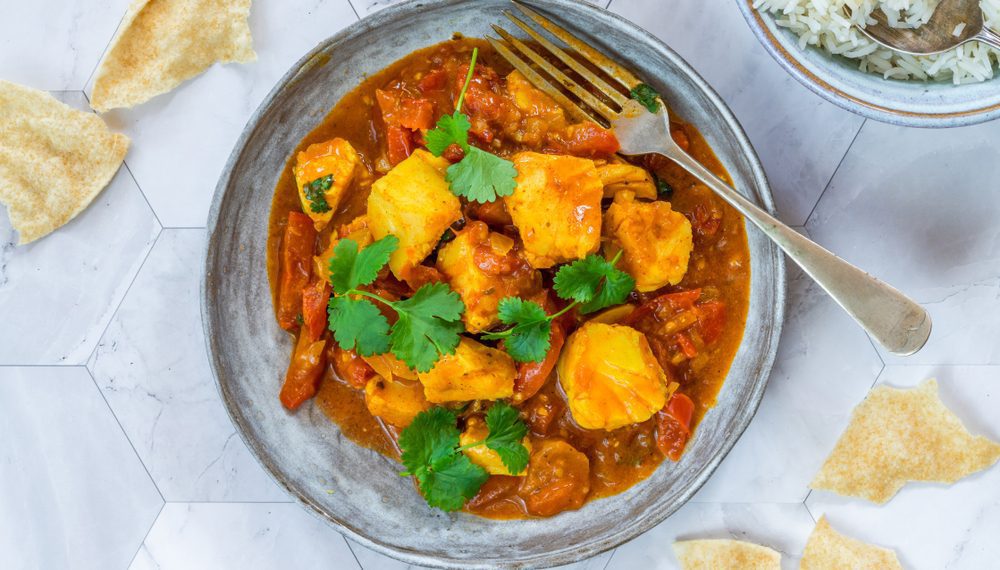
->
xmin=1 ymin=1 xmax=998 ymax=569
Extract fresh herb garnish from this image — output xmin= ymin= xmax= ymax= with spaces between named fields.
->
xmin=304 ymin=174 xmax=333 ymax=213
xmin=424 ymin=48 xmax=518 ymax=204
xmin=399 ymin=402 xmax=529 ymax=511
xmin=483 ymin=252 xmax=635 ymax=362
xmin=326 ymin=236 xmax=465 ymax=372
xmin=655 ymin=175 xmax=674 ymax=199
xmin=630 ymin=83 xmax=662 ymax=113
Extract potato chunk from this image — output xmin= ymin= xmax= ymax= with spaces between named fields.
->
xmin=505 ymin=152 xmax=603 ymax=268
xmin=604 ymin=192 xmax=693 ymax=292
xmin=417 ymin=338 xmax=516 ymax=403
xmin=294 ymin=138 xmax=360 ymax=230
xmin=367 ymin=149 xmax=462 ymax=280
xmin=364 ymin=376 xmax=430 ymax=428
xmin=436 ymin=221 xmax=541 ymax=332
xmin=459 ymin=416 xmax=531 ymax=476
xmin=557 ymin=322 xmax=668 ymax=430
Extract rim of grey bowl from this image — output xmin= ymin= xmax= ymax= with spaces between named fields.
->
xmin=736 ymin=0 xmax=1000 ymax=128
xmin=201 ymin=1 xmax=785 ymax=567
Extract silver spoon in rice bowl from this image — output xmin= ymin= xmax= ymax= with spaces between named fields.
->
xmin=848 ymin=0 xmax=1000 ymax=55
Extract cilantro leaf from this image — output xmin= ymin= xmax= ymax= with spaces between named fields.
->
xmin=327 ymin=296 xmax=391 ymax=356
xmin=390 ymin=283 xmax=466 ymax=372
xmin=327 ymin=236 xmax=399 ymax=295
xmin=425 ymin=111 xmax=471 ymax=156
xmin=578 ymin=265 xmax=635 ymax=314
xmin=630 ymin=83 xmax=662 ymax=113
xmin=399 ymin=407 xmax=461 ymax=477
xmin=421 ymin=454 xmax=489 ymax=511
xmin=655 ymin=175 xmax=674 ymax=199
xmin=445 ymin=146 xmax=518 ymax=204
xmin=303 ymin=175 xmax=333 ymax=214
xmin=484 ymin=402 xmax=530 ymax=474
xmin=497 ymin=296 xmax=547 ymax=325
xmin=483 ymin=298 xmax=551 ymax=363
xmin=552 ymin=255 xmax=616 ymax=303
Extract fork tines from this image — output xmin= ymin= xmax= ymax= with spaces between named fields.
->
xmin=488 ymin=1 xmax=644 ymax=125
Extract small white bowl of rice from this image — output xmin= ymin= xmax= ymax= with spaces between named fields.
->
xmin=738 ymin=0 xmax=1000 ymax=126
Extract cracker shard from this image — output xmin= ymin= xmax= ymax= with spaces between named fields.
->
xmin=0 ymin=81 xmax=129 ymax=244
xmin=801 ymin=517 xmax=902 ymax=570
xmin=811 ymin=379 xmax=1000 ymax=504
xmin=673 ymin=539 xmax=781 ymax=570
xmin=90 ymin=0 xmax=256 ymax=112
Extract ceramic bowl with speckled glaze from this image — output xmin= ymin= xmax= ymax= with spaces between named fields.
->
xmin=738 ymin=0 xmax=1000 ymax=128
xmin=203 ymin=1 xmax=785 ymax=567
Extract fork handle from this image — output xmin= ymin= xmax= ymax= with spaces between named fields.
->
xmin=664 ymin=148 xmax=931 ymax=356
xmin=975 ymin=26 xmax=1000 ymax=50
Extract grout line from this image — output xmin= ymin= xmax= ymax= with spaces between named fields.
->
xmin=347 ymin=0 xmax=362 ymax=20
xmin=605 ymin=0 xmax=614 ymax=9
xmin=803 ymin=118 xmax=867 ymax=228
xmin=126 ymin=502 xmax=165 ymax=569
xmin=83 ymin=228 xmax=160 ymax=368
xmin=802 ymin=496 xmax=818 ymax=524
xmin=161 ymin=500 xmax=296 ymax=504
xmin=81 ymin=5 xmax=128 ymax=92
xmin=85 ymin=367 xmax=166 ymax=503
xmin=344 ymin=538 xmax=366 ymax=570
xmin=162 ymin=226 xmax=210 ymax=230
xmin=602 ymin=548 xmax=617 ymax=569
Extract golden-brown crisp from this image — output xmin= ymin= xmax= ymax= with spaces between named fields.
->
xmin=417 ymin=338 xmax=516 ymax=403
xmin=460 ymin=416 xmax=531 ymax=476
xmin=672 ymin=539 xmax=781 ymax=570
xmin=800 ymin=517 xmax=902 ymax=570
xmin=557 ymin=321 xmax=668 ymax=430
xmin=604 ymin=192 xmax=693 ymax=292
xmin=367 ymin=149 xmax=462 ymax=280
xmin=364 ymin=376 xmax=430 ymax=428
xmin=436 ymin=221 xmax=542 ymax=332
xmin=505 ymin=152 xmax=603 ymax=269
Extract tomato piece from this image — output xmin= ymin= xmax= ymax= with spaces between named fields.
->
xmin=466 ymin=475 xmax=520 ymax=512
xmin=465 ymin=199 xmax=512 ymax=227
xmin=676 ymin=332 xmax=698 ymax=358
xmin=513 ymin=322 xmax=564 ymax=403
xmin=277 ymin=212 xmax=317 ymax=331
xmin=656 ymin=393 xmax=695 ymax=461
xmin=386 ymin=125 xmax=415 ymax=166
xmin=280 ymin=333 xmax=327 ymax=410
xmin=691 ymin=202 xmax=722 ymax=238
xmin=375 ymin=89 xmax=434 ymax=130
xmin=302 ymin=279 xmax=332 ymax=341
xmin=695 ymin=300 xmax=726 ymax=344
xmin=419 ymin=69 xmax=448 ymax=93
xmin=524 ymin=393 xmax=562 ymax=436
xmin=401 ymin=264 xmax=445 ymax=292
xmin=563 ymin=122 xmax=620 ymax=157
xmin=330 ymin=345 xmax=374 ymax=389
xmin=623 ymin=289 xmax=702 ymax=327
xmin=520 ymin=440 xmax=591 ymax=517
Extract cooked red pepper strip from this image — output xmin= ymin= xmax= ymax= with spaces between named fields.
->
xmin=280 ymin=333 xmax=327 ymax=410
xmin=513 ymin=321 xmax=565 ymax=403
xmin=277 ymin=212 xmax=317 ymax=331
xmin=656 ymin=393 xmax=695 ymax=461
xmin=386 ymin=125 xmax=415 ymax=166
xmin=302 ymin=279 xmax=332 ymax=342
xmin=676 ymin=332 xmax=698 ymax=358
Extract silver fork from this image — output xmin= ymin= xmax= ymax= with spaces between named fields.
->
xmin=490 ymin=2 xmax=931 ymax=356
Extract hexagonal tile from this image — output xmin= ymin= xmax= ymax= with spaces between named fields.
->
xmin=0 ymin=0 xmax=128 ymax=91
xmin=0 ymin=366 xmax=163 ymax=570
xmin=806 ymin=120 xmax=1000 ymax=365
xmin=0 ymin=92 xmax=160 ymax=366
xmin=92 ymin=0 xmax=360 ymax=228
xmin=88 ymin=229 xmax=287 ymax=502
xmin=605 ymin=502 xmax=816 ymax=569
xmin=347 ymin=539 xmax=614 ymax=570
xmin=693 ymin=248 xmax=884 ymax=503
xmin=610 ymin=0 xmax=865 ymax=226
xmin=129 ymin=503 xmax=360 ymax=570
xmin=807 ymin=365 xmax=1000 ymax=569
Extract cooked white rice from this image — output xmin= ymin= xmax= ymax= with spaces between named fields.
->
xmin=754 ymin=0 xmax=1000 ymax=84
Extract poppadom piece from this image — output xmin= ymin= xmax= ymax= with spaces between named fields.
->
xmin=90 ymin=0 xmax=256 ymax=112
xmin=811 ymin=379 xmax=1000 ymax=504
xmin=800 ymin=517 xmax=902 ymax=570
xmin=673 ymin=539 xmax=781 ymax=570
xmin=0 ymin=81 xmax=129 ymax=244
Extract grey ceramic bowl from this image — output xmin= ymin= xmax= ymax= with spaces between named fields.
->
xmin=737 ymin=0 xmax=1000 ymax=127
xmin=203 ymin=1 xmax=785 ymax=567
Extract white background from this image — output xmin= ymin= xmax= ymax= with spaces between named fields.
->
xmin=2 ymin=0 xmax=999 ymax=568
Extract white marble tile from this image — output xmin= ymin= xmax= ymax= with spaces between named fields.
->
xmin=0 ymin=91 xmax=160 ymax=366
xmin=605 ymin=502 xmax=816 ymax=570
xmin=129 ymin=503 xmax=360 ymax=570
xmin=693 ymin=251 xmax=884 ymax=503
xmin=0 ymin=0 xmax=128 ymax=91
xmin=349 ymin=0 xmax=611 ymax=18
xmin=806 ymin=120 xmax=1000 ymax=365
xmin=0 ymin=366 xmax=163 ymax=570
xmin=87 ymin=229 xmax=288 ymax=502
xmin=348 ymin=539 xmax=614 ymax=570
xmin=807 ymin=365 xmax=1000 ymax=570
xmin=611 ymin=0 xmax=865 ymax=226
xmin=92 ymin=0 xmax=360 ymax=228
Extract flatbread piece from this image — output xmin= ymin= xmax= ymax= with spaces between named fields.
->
xmin=0 ymin=82 xmax=129 ymax=244
xmin=811 ymin=379 xmax=1000 ymax=503
xmin=673 ymin=539 xmax=781 ymax=570
xmin=800 ymin=517 xmax=902 ymax=570
xmin=90 ymin=0 xmax=256 ymax=112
